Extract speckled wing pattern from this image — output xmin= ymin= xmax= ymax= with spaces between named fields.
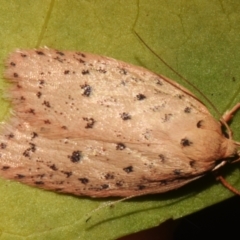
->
xmin=0 ymin=49 xmax=235 ymax=197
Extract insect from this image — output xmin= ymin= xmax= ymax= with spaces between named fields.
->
xmin=0 ymin=48 xmax=239 ymax=198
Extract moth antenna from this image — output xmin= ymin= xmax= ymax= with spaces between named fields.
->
xmin=217 ymin=175 xmax=240 ymax=196
xmin=133 ymin=4 xmax=237 ymax=131
xmin=132 ymin=29 xmax=221 ymax=119
xmin=221 ymin=103 xmax=240 ymax=141
xmin=133 ymin=17 xmax=240 ymax=194
xmin=85 ymin=193 xmax=154 ymax=222
xmin=222 ymin=103 xmax=240 ymax=123
xmin=134 ymin=25 xmax=239 ymax=140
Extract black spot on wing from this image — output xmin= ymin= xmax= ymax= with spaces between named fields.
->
xmin=13 ymin=73 xmax=18 ymax=78
xmin=156 ymin=79 xmax=163 ymax=85
xmin=36 ymin=51 xmax=45 ymax=55
xmin=116 ymin=143 xmax=126 ymax=150
xmin=158 ymin=154 xmax=166 ymax=162
xmin=116 ymin=181 xmax=123 ymax=187
xmin=61 ymin=171 xmax=72 ymax=178
xmin=23 ymin=143 xmax=36 ymax=158
xmin=2 ymin=166 xmax=10 ymax=170
xmin=35 ymin=181 xmax=44 ymax=185
xmin=159 ymin=180 xmax=167 ymax=185
xmin=42 ymin=101 xmax=51 ymax=108
xmin=120 ymin=112 xmax=131 ymax=120
xmin=6 ymin=133 xmax=14 ymax=139
xmin=138 ymin=185 xmax=146 ymax=190
xmin=82 ymin=70 xmax=90 ymax=75
xmin=78 ymin=178 xmax=89 ymax=184
xmin=15 ymin=174 xmax=25 ymax=179
xmin=173 ymin=169 xmax=182 ymax=175
xmin=189 ymin=160 xmax=196 ymax=168
xmin=105 ymin=173 xmax=115 ymax=180
xmin=184 ymin=107 xmax=191 ymax=113
xmin=49 ymin=164 xmax=58 ymax=171
xmin=119 ymin=68 xmax=127 ymax=75
xmin=97 ymin=68 xmax=107 ymax=73
xmin=26 ymin=108 xmax=35 ymax=114
xmin=123 ymin=166 xmax=133 ymax=173
xmin=37 ymin=92 xmax=42 ymax=98
xmin=76 ymin=52 xmax=86 ymax=58
xmin=136 ymin=94 xmax=146 ymax=100
xmin=180 ymin=138 xmax=193 ymax=147
xmin=197 ymin=120 xmax=204 ymax=128
xmin=68 ymin=150 xmax=82 ymax=163
xmin=31 ymin=132 xmax=38 ymax=139
xmin=83 ymin=117 xmax=95 ymax=128
xmin=38 ymin=80 xmax=45 ymax=89
xmin=162 ymin=114 xmax=173 ymax=122
xmin=101 ymin=184 xmax=109 ymax=189
xmin=56 ymin=51 xmax=65 ymax=56
xmin=0 ymin=143 xmax=7 ymax=149
xmin=44 ymin=120 xmax=51 ymax=124
xmin=81 ymin=84 xmax=91 ymax=97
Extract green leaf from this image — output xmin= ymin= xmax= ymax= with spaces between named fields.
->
xmin=0 ymin=0 xmax=240 ymax=239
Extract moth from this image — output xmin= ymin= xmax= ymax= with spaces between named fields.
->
xmin=0 ymin=48 xmax=239 ymax=198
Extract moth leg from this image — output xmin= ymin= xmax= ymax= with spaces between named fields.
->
xmin=217 ymin=175 xmax=240 ymax=196
xmin=216 ymin=104 xmax=240 ymax=196
xmin=221 ymin=103 xmax=240 ymax=145
xmin=222 ymin=103 xmax=240 ymax=123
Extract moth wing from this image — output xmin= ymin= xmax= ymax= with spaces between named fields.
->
xmin=0 ymin=49 xmax=228 ymax=197
xmin=0 ymin=122 xmax=206 ymax=197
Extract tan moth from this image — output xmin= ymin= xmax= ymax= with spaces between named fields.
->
xmin=0 ymin=48 xmax=239 ymax=198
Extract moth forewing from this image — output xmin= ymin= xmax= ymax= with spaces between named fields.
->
xmin=0 ymin=49 xmax=239 ymax=197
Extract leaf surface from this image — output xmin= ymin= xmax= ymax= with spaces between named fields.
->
xmin=0 ymin=0 xmax=240 ymax=239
